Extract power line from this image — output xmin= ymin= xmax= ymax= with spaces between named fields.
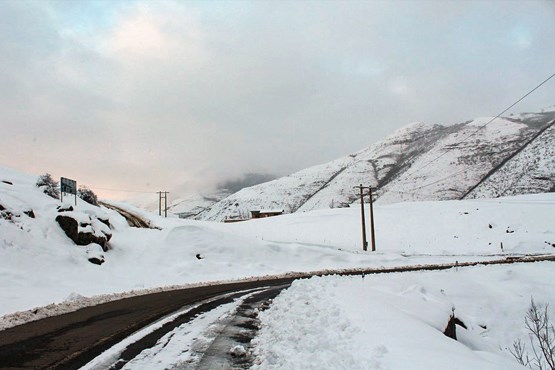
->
xmin=386 ymin=168 xmax=471 ymax=194
xmin=387 ymin=71 xmax=555 ymax=194
xmin=89 ymin=186 xmax=156 ymax=194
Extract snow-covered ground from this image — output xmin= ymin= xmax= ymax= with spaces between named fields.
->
xmin=1 ymin=165 xmax=555 ymax=368
xmin=1 ymin=164 xmax=554 ymax=319
xmin=252 ymin=263 xmax=555 ymax=369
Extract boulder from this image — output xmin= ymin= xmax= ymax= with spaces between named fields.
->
xmin=55 ymin=213 xmax=112 ymax=251
xmin=86 ymin=243 xmax=105 ymax=265
xmin=57 ymin=205 xmax=74 ymax=213
xmin=97 ymin=217 xmax=111 ymax=229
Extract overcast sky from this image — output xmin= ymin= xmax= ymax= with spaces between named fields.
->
xmin=1 ymin=0 xmax=554 ymax=199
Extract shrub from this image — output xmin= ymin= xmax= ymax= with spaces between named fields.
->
xmin=78 ymin=186 xmax=98 ymax=206
xmin=510 ymin=299 xmax=555 ymax=370
xmin=36 ymin=173 xmax=60 ymax=199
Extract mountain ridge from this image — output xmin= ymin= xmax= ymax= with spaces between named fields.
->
xmin=189 ymin=108 xmax=555 ymax=221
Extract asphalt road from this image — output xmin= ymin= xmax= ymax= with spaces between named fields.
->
xmin=0 ymin=278 xmax=294 ymax=370
xmin=1 ymin=255 xmax=554 ymax=370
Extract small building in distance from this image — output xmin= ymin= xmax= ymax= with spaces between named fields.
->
xmin=223 ymin=217 xmax=246 ymax=223
xmin=250 ymin=209 xmax=284 ymax=219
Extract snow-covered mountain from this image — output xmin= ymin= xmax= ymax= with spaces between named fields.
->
xmin=196 ymin=108 xmax=555 ymax=221
xmin=167 ymin=190 xmax=231 ymax=218
xmin=466 ymin=116 xmax=555 ymax=199
xmin=123 ymin=173 xmax=276 ymax=218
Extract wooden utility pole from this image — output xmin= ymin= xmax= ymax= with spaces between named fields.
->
xmin=157 ymin=191 xmax=169 ymax=217
xmin=165 ymin=193 xmax=168 ymax=218
xmin=368 ymin=187 xmax=377 ymax=252
xmin=353 ymin=184 xmax=369 ymax=251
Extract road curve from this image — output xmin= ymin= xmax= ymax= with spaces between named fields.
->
xmin=1 ymin=255 xmax=554 ymax=369
xmin=99 ymin=201 xmax=152 ymax=229
xmin=0 ymin=278 xmax=293 ymax=370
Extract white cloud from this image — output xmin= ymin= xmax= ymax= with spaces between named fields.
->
xmin=389 ymin=78 xmax=409 ymax=96
xmin=1 ymin=0 xmax=554 ymax=199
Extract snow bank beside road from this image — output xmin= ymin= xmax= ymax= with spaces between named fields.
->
xmin=253 ymin=263 xmax=555 ymax=369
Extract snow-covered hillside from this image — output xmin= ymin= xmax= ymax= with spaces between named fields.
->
xmin=123 ymin=173 xmax=277 ymax=219
xmin=466 ymin=121 xmax=555 ymax=198
xmin=119 ymin=190 xmax=231 ymax=219
xmin=167 ymin=190 xmax=231 ymax=218
xmin=195 ymin=109 xmax=555 ymax=222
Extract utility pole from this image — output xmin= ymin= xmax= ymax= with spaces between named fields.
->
xmin=368 ymin=187 xmax=377 ymax=252
xmin=353 ymin=184 xmax=369 ymax=251
xmin=157 ymin=191 xmax=169 ymax=218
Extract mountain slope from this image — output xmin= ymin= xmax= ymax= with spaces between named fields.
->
xmin=465 ymin=119 xmax=555 ymax=198
xmin=377 ymin=112 xmax=555 ymax=203
xmin=196 ymin=109 xmax=555 ymax=221
xmin=168 ymin=190 xmax=231 ymax=218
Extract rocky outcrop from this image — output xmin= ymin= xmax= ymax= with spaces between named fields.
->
xmin=55 ymin=212 xmax=112 ymax=252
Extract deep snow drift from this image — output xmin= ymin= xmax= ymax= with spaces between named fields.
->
xmin=253 ymin=263 xmax=555 ymax=369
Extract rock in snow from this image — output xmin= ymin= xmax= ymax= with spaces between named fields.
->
xmin=86 ymin=243 xmax=105 ymax=265
xmin=55 ymin=211 xmax=112 ymax=251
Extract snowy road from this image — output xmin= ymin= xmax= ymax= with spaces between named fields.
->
xmin=1 ymin=255 xmax=554 ymax=369
xmin=0 ymin=279 xmax=293 ymax=369
xmin=82 ymin=285 xmax=287 ymax=370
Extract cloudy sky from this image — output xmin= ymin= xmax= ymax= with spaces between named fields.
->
xmin=1 ymin=0 xmax=554 ymax=199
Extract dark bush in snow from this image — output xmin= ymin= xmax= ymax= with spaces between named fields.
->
xmin=36 ymin=173 xmax=59 ymax=199
xmin=78 ymin=186 xmax=98 ymax=206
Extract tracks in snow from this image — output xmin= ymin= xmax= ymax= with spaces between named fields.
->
xmin=99 ymin=201 xmax=153 ymax=229
xmin=82 ymin=285 xmax=288 ymax=370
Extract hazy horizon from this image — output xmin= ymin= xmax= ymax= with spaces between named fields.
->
xmin=1 ymin=0 xmax=554 ymax=200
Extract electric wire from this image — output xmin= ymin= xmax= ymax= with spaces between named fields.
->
xmin=88 ymin=186 xmax=156 ymax=194
xmin=382 ymin=72 xmax=555 ymax=195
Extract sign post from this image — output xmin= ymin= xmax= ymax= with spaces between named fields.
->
xmin=60 ymin=177 xmax=77 ymax=206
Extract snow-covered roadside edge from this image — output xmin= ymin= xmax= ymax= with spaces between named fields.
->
xmin=0 ymin=272 xmax=302 ymax=331
xmin=2 ymin=254 xmax=553 ymax=331
xmin=81 ymin=288 xmax=263 ymax=370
